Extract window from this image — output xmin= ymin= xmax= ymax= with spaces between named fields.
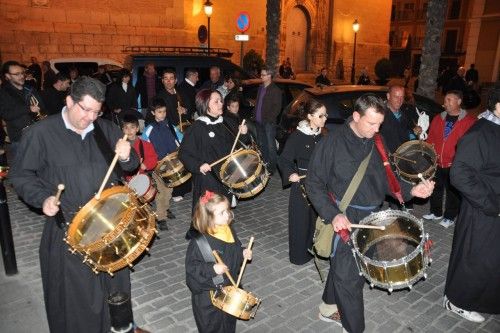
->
xmin=448 ymin=0 xmax=461 ymax=20
xmin=444 ymin=30 xmax=458 ymax=53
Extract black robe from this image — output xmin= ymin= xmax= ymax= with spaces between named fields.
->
xmin=277 ymin=127 xmax=322 ymax=265
xmin=185 ymin=229 xmax=244 ymax=333
xmin=10 ymin=113 xmax=140 ymax=333
xmin=178 ymin=115 xmax=247 ymax=211
xmin=445 ymin=117 xmax=500 ymax=314
xmin=305 ymin=121 xmax=412 ymax=333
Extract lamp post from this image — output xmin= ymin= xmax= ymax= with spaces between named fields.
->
xmin=204 ymin=0 xmax=213 ymax=56
xmin=350 ymin=19 xmax=359 ymax=84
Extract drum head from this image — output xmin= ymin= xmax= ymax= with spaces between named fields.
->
xmin=220 ymin=150 xmax=261 ymax=185
xmin=393 ymin=140 xmax=437 ymax=183
xmin=69 ymin=187 xmax=133 ymax=248
xmin=128 ymin=174 xmax=150 ymax=196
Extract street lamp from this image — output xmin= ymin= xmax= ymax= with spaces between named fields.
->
xmin=204 ymin=0 xmax=213 ymax=56
xmin=351 ymin=19 xmax=360 ymax=84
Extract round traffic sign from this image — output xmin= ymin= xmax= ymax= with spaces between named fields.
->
xmin=198 ymin=25 xmax=208 ymax=44
xmin=236 ymin=12 xmax=250 ymax=33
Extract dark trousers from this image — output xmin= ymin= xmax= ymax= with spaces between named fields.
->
xmin=429 ymin=167 xmax=460 ymax=219
xmin=255 ymin=122 xmax=277 ymax=173
xmin=322 ymin=239 xmax=365 ymax=333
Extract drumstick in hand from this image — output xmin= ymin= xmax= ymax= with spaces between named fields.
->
xmin=212 ymin=250 xmax=237 ymax=287
xmin=236 ymin=236 xmax=254 ymax=288
xmin=209 ymin=148 xmax=243 ymax=167
xmin=54 ymin=184 xmax=65 ymax=205
xmin=95 ymin=134 xmax=128 ymax=200
xmin=418 ymin=173 xmax=431 ymax=187
xmin=351 ymin=224 xmax=385 ymax=231
xmin=230 ymin=119 xmax=246 ymax=154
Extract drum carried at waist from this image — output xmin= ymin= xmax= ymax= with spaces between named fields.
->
xmin=154 ymin=151 xmax=191 ymax=188
xmin=211 ymin=286 xmax=261 ymax=320
xmin=392 ymin=140 xmax=437 ymax=184
xmin=219 ymin=149 xmax=269 ymax=199
xmin=351 ymin=209 xmax=432 ymax=292
xmin=127 ymin=174 xmax=157 ymax=203
xmin=65 ymin=186 xmax=157 ymax=275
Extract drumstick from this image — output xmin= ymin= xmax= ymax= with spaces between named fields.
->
xmin=212 ymin=250 xmax=237 ymax=287
xmin=298 ymin=175 xmax=306 ymax=180
xmin=209 ymin=148 xmax=243 ymax=167
xmin=418 ymin=173 xmax=432 ymax=187
xmin=236 ymin=236 xmax=254 ymax=288
xmin=230 ymin=119 xmax=246 ymax=154
xmin=351 ymin=224 xmax=386 ymax=230
xmin=54 ymin=184 xmax=65 ymax=205
xmin=95 ymin=134 xmax=128 ymax=200
xmin=392 ymin=153 xmax=417 ymax=164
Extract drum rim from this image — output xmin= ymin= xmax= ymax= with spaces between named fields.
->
xmin=165 ymin=172 xmax=192 ymax=188
xmin=231 ymin=175 xmax=269 ymax=199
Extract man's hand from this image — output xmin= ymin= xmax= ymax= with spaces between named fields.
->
xmin=332 ymin=213 xmax=352 ymax=232
xmin=30 ymin=105 xmax=41 ymax=114
xmin=200 ymin=163 xmax=211 ymax=175
xmin=289 ymin=173 xmax=300 ymax=183
xmin=213 ymin=263 xmax=228 ymax=275
xmin=178 ymin=106 xmax=187 ymax=115
xmin=42 ymin=196 xmax=60 ymax=216
xmin=115 ymin=137 xmax=131 ymax=161
xmin=411 ymin=180 xmax=435 ymax=198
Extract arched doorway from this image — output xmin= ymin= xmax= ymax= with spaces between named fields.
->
xmin=285 ymin=7 xmax=309 ymax=72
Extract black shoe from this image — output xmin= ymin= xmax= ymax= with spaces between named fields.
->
xmin=166 ymin=209 xmax=176 ymax=219
xmin=157 ymin=220 xmax=169 ymax=231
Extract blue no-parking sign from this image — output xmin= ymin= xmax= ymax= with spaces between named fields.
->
xmin=236 ymin=12 xmax=250 ymax=33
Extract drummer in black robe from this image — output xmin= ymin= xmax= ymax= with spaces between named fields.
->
xmin=10 ymin=77 xmax=143 ymax=333
xmin=443 ymin=85 xmax=500 ymax=322
xmin=179 ymin=89 xmax=248 ymax=212
xmin=277 ymin=98 xmax=326 ymax=265
xmin=306 ymin=94 xmax=434 ymax=332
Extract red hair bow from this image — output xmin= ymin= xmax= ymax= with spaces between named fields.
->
xmin=200 ymin=190 xmax=214 ymax=205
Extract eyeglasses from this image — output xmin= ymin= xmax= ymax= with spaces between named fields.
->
xmin=76 ymin=101 xmax=102 ymax=117
xmin=8 ymin=72 xmax=25 ymax=76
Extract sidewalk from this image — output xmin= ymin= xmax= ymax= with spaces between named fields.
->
xmin=1 ymin=177 xmax=499 ymax=332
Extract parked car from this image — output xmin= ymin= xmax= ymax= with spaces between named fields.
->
xmin=239 ymin=78 xmax=313 ymax=120
xmin=278 ymin=85 xmax=445 ymax=146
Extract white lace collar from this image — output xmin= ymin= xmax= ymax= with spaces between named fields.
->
xmin=197 ymin=115 xmax=223 ymax=125
xmin=478 ymin=110 xmax=500 ymax=126
xmin=297 ymin=120 xmax=321 ymax=136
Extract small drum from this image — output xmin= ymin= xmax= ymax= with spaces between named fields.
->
xmin=392 ymin=140 xmax=437 ymax=184
xmin=211 ymin=286 xmax=261 ymax=320
xmin=66 ymin=186 xmax=156 ymax=275
xmin=219 ymin=149 xmax=269 ymax=199
xmin=0 ymin=166 xmax=9 ymax=180
xmin=127 ymin=174 xmax=157 ymax=203
xmin=154 ymin=151 xmax=191 ymax=188
xmin=351 ymin=210 xmax=431 ymax=292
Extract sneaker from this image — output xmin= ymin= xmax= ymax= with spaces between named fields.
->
xmin=318 ymin=311 xmax=342 ymax=327
xmin=423 ymin=213 xmax=443 ymax=220
xmin=172 ymin=196 xmax=184 ymax=202
xmin=439 ymin=218 xmax=455 ymax=228
xmin=443 ymin=295 xmax=485 ymax=323
xmin=157 ymin=220 xmax=169 ymax=231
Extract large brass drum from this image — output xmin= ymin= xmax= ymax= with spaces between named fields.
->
xmin=392 ymin=140 xmax=437 ymax=184
xmin=66 ymin=186 xmax=156 ymax=274
xmin=351 ymin=210 xmax=431 ymax=292
xmin=219 ymin=149 xmax=269 ymax=199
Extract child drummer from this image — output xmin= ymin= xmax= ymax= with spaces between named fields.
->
xmin=185 ymin=191 xmax=252 ymax=332
xmin=141 ymin=98 xmax=180 ymax=229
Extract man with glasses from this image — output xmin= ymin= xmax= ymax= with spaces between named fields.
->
xmin=10 ymin=77 xmax=149 ymax=333
xmin=0 ymin=60 xmax=45 ymax=158
xmin=253 ymin=66 xmax=282 ymax=175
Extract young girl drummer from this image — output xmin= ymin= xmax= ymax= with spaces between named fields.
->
xmin=185 ymin=191 xmax=252 ymax=333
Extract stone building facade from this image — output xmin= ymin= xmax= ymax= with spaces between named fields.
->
xmin=0 ymin=0 xmax=391 ymax=81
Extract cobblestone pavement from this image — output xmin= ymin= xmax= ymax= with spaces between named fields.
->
xmin=1 ymin=177 xmax=499 ymax=333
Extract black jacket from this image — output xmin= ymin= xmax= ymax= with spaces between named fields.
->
xmin=379 ymin=103 xmax=418 ymax=153
xmin=0 ymin=83 xmax=45 ymax=142
xmin=41 ymin=86 xmax=67 ymax=115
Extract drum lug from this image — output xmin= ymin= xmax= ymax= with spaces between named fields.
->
xmin=423 ymin=273 xmax=427 ymax=280
xmin=69 ymin=248 xmax=76 ymax=254
xmin=107 ymin=269 xmax=114 ymax=276
xmin=145 ymin=246 xmax=150 ymax=252
xmin=369 ymin=283 xmax=374 ymax=289
xmin=388 ymin=287 xmax=393 ymax=294
xmin=92 ymin=268 xmax=99 ymax=274
xmin=407 ymin=284 xmax=412 ymax=291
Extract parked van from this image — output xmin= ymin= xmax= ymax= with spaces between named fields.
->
xmin=49 ymin=58 xmax=123 ymax=76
